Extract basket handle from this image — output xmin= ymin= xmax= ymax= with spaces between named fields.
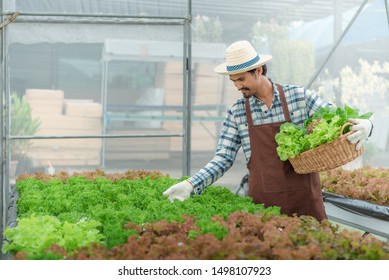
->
xmin=340 ymin=122 xmax=354 ymax=135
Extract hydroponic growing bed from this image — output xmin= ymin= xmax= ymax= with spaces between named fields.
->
xmin=2 ymin=169 xmax=389 ymax=260
xmin=320 ymin=167 xmax=389 ymax=239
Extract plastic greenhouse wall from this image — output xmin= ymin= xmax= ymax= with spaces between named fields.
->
xmin=0 ymin=0 xmax=198 ymax=254
xmin=1 ymin=0 xmax=389 ymax=251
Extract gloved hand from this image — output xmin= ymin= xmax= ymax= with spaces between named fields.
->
xmin=347 ymin=118 xmax=373 ymax=151
xmin=163 ymin=180 xmax=193 ymax=202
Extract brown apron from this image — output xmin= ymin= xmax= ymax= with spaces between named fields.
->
xmin=245 ymin=84 xmax=327 ymax=221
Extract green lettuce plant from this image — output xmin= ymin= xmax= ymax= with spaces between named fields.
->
xmin=2 ymin=215 xmax=104 ymax=259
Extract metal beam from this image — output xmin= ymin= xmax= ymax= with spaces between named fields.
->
xmin=385 ymin=0 xmax=389 ymax=29
xmin=0 ymin=1 xmax=3 ymax=257
xmin=9 ymin=133 xmax=184 ymax=140
xmin=182 ymin=0 xmax=192 ymax=176
xmin=307 ymin=0 xmax=370 ymax=89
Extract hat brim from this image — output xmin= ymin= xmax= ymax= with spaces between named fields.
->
xmin=214 ymin=55 xmax=272 ymax=75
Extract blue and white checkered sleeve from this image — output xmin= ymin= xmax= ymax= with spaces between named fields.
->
xmin=305 ymin=88 xmax=332 ymax=116
xmin=187 ymin=108 xmax=241 ymax=194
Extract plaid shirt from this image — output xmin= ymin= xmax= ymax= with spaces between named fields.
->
xmin=187 ymin=81 xmax=331 ymax=194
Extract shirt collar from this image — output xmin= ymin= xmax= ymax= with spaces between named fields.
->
xmin=253 ymin=81 xmax=280 ymax=105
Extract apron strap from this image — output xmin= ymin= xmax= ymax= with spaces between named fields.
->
xmin=245 ymin=98 xmax=253 ymax=127
xmin=276 ymin=84 xmax=292 ymax=123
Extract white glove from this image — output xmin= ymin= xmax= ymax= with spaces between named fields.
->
xmin=347 ymin=118 xmax=373 ymax=151
xmin=163 ymin=180 xmax=193 ymax=202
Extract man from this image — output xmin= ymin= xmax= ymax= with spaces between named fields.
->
xmin=163 ymin=40 xmax=373 ymax=221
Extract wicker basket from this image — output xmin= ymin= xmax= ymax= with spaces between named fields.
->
xmin=289 ymin=122 xmax=364 ymax=174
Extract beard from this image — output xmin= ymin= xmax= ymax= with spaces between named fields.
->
xmin=240 ymin=88 xmax=250 ymax=98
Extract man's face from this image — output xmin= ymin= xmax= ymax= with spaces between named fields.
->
xmin=229 ymin=71 xmax=258 ymax=98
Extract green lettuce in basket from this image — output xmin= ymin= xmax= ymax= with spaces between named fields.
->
xmin=275 ymin=105 xmax=373 ymax=161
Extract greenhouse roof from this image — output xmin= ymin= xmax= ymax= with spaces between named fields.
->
xmin=4 ymin=0 xmax=369 ymax=22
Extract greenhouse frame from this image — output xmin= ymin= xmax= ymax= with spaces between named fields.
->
xmin=1 ymin=0 xmax=389 ymax=255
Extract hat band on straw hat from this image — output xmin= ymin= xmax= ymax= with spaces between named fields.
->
xmin=226 ymin=55 xmax=260 ymax=72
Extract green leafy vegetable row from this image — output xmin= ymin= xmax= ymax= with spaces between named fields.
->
xmin=3 ymin=175 xmax=280 ymax=258
xmin=2 ymin=215 xmax=104 ymax=259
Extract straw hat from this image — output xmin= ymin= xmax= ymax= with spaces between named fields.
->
xmin=214 ymin=40 xmax=272 ymax=75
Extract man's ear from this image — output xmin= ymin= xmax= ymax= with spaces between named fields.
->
xmin=257 ymin=67 xmax=263 ymax=76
